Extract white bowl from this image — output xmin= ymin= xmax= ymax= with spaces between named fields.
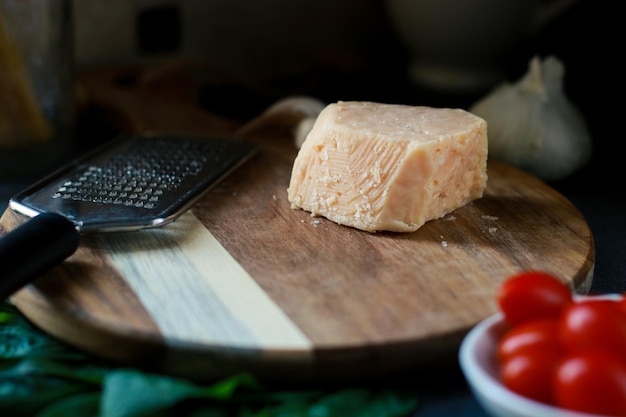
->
xmin=459 ymin=312 xmax=603 ymax=417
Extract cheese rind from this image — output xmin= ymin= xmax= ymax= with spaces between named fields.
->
xmin=287 ymin=101 xmax=488 ymax=232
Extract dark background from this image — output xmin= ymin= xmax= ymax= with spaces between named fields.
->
xmin=1 ymin=1 xmax=624 ymax=415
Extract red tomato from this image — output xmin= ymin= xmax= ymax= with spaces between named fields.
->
xmin=497 ymin=318 xmax=562 ymax=363
xmin=500 ymin=349 xmax=561 ymax=404
xmin=497 ymin=271 xmax=572 ymax=326
xmin=559 ymin=298 xmax=626 ymax=356
xmin=617 ymin=295 xmax=626 ymax=316
xmin=554 ymin=350 xmax=626 ymax=416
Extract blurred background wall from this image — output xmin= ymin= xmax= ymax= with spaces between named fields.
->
xmin=72 ymin=0 xmax=391 ymax=77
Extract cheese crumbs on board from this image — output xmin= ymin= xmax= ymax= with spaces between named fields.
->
xmin=287 ymin=101 xmax=488 ymax=233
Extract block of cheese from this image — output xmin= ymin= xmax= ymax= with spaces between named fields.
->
xmin=287 ymin=101 xmax=488 ymax=232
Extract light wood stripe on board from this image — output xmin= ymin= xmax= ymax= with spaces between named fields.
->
xmin=92 ymin=211 xmax=312 ymax=350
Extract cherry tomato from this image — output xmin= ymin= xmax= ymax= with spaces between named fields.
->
xmin=559 ymin=298 xmax=626 ymax=356
xmin=617 ymin=295 xmax=626 ymax=316
xmin=554 ymin=349 xmax=626 ymax=416
xmin=497 ymin=318 xmax=562 ymax=363
xmin=497 ymin=271 xmax=572 ymax=326
xmin=500 ymin=349 xmax=561 ymax=404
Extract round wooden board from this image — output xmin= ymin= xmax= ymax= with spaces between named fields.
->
xmin=1 ymin=134 xmax=594 ymax=384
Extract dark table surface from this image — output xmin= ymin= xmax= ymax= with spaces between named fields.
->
xmin=1 ymin=1 xmax=624 ymax=415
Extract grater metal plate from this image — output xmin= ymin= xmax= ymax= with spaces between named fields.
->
xmin=9 ymin=133 xmax=258 ymax=233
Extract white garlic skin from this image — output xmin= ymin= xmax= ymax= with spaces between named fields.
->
xmin=470 ymin=55 xmax=592 ymax=182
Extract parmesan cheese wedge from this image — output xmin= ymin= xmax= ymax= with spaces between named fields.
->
xmin=287 ymin=101 xmax=488 ymax=232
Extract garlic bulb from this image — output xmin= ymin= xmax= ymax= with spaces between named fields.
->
xmin=469 ymin=55 xmax=591 ymax=181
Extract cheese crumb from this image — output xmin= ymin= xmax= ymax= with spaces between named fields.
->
xmin=481 ymin=215 xmax=499 ymax=221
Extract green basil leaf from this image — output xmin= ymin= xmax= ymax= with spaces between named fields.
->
xmin=250 ymin=388 xmax=419 ymax=417
xmin=0 ymin=372 xmax=90 ymax=415
xmin=0 ymin=357 xmax=105 ymax=385
xmin=35 ymin=392 xmax=101 ymax=417
xmin=0 ymin=301 xmax=420 ymax=417
xmin=101 ymin=369 xmax=205 ymax=417
xmin=200 ymin=372 xmax=262 ymax=398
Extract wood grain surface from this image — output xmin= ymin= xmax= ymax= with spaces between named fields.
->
xmin=0 ymin=137 xmax=595 ymax=383
xmin=0 ymin=65 xmax=595 ymax=384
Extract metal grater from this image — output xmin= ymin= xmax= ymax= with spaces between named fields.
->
xmin=9 ymin=132 xmax=258 ymax=233
xmin=0 ymin=132 xmax=258 ymax=298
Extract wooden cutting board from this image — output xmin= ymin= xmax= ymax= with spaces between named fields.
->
xmin=0 ymin=66 xmax=595 ymax=384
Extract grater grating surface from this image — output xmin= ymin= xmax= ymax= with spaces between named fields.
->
xmin=53 ymin=137 xmax=224 ymax=209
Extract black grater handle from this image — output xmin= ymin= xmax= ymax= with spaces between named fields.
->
xmin=0 ymin=213 xmax=80 ymax=300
